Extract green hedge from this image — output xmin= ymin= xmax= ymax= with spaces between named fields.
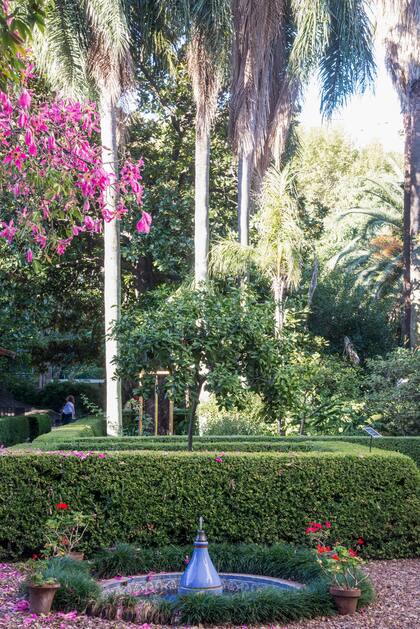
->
xmin=0 ymin=412 xmax=51 ymax=447
xmin=27 ymin=413 xmax=52 ymax=440
xmin=27 ymin=438 xmax=321 ymax=453
xmin=32 ymin=416 xmax=106 ymax=444
xmin=23 ymin=434 xmax=420 ymax=466
xmin=0 ymin=415 xmax=30 ymax=446
xmin=0 ymin=449 xmax=418 ymax=560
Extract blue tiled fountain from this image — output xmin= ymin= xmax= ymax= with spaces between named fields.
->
xmin=101 ymin=518 xmax=304 ymax=600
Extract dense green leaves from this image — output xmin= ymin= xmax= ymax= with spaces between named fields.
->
xmin=0 ymin=447 xmax=418 ymax=559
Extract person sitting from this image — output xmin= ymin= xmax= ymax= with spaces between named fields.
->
xmin=61 ymin=395 xmax=76 ymax=425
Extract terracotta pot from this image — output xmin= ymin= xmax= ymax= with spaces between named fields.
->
xmin=28 ymin=583 xmax=60 ymax=614
xmin=68 ymin=551 xmax=84 ymax=561
xmin=330 ymin=586 xmax=361 ymax=615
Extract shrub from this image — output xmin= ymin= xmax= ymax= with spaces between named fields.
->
xmin=44 ymin=557 xmax=100 ymax=612
xmin=32 ymin=416 xmax=106 ymax=444
xmin=0 ymin=415 xmax=30 ymax=446
xmin=27 ymin=413 xmax=51 ymax=441
xmin=28 ymin=438 xmax=319 ymax=453
xmin=19 ymin=382 xmax=105 ymax=414
xmin=21 ymin=434 xmax=420 ymax=466
xmin=199 ymin=394 xmax=277 ymax=436
xmin=363 ymin=348 xmax=420 ymax=435
xmin=0 ymin=448 xmax=418 ymax=559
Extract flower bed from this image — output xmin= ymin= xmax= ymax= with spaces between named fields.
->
xmin=8 ymin=544 xmax=374 ymax=626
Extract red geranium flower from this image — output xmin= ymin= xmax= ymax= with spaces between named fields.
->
xmin=55 ymin=502 xmax=69 ymax=510
xmin=349 ymin=549 xmax=358 ymax=557
xmin=325 ymin=521 xmax=331 ymax=528
xmin=31 ymin=554 xmax=39 ymax=560
xmin=357 ymin=537 xmax=364 ymax=545
xmin=331 ymin=554 xmax=340 ymax=561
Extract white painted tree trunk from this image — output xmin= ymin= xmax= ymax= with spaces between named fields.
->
xmin=100 ymin=93 xmax=122 ymax=436
xmin=409 ymin=82 xmax=420 ymax=348
xmin=238 ymin=151 xmax=252 ymax=246
xmin=194 ymin=127 xmax=210 ymax=284
xmin=273 ymin=277 xmax=285 ymax=338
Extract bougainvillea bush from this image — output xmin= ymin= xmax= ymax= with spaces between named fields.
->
xmin=0 ymin=65 xmax=150 ymax=262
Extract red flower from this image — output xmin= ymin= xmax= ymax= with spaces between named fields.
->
xmin=331 ymin=554 xmax=340 ymax=561
xmin=357 ymin=537 xmax=364 ymax=545
xmin=55 ymin=503 xmax=69 ymax=510
xmin=349 ymin=549 xmax=358 ymax=557
xmin=325 ymin=521 xmax=331 ymax=529
xmin=306 ymin=526 xmax=317 ymax=534
xmin=317 ymin=544 xmax=331 ymax=554
xmin=31 ymin=554 xmax=39 ymax=560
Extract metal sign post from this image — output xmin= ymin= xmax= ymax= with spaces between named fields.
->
xmin=362 ymin=425 xmax=382 ymax=452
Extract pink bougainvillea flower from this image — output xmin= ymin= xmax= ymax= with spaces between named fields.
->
xmin=215 ymin=456 xmax=223 ymax=463
xmin=97 ymin=453 xmax=106 ymax=459
xmin=26 ymin=249 xmax=33 ymax=263
xmin=325 ymin=521 xmax=331 ymax=528
xmin=14 ymin=599 xmax=30 ymax=611
xmin=18 ymin=89 xmax=31 ymax=109
xmin=136 ymin=211 xmax=152 ymax=234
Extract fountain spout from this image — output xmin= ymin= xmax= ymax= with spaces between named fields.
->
xmin=178 ymin=518 xmax=223 ymax=596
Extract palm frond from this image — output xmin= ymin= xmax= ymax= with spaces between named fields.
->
xmin=210 ymin=239 xmax=256 ymax=278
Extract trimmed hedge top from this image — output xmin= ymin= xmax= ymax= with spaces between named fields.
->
xmin=0 ymin=447 xmax=418 ymax=560
xmin=22 ymin=430 xmax=420 ymax=466
xmin=0 ymin=412 xmax=51 ymax=447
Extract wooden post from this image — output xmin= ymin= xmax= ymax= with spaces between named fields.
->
xmin=138 ymin=397 xmax=143 ymax=435
xmin=154 ymin=374 xmax=159 ymax=436
xmin=169 ymin=400 xmax=174 ymax=435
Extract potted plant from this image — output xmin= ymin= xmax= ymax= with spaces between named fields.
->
xmin=26 ymin=559 xmax=60 ymax=614
xmin=43 ymin=502 xmax=94 ymax=561
xmin=306 ymin=521 xmax=366 ymax=615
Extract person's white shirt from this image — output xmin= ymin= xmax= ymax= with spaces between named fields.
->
xmin=62 ymin=401 xmax=75 ymax=418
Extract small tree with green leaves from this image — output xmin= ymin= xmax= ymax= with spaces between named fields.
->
xmin=114 ymin=284 xmax=283 ymax=449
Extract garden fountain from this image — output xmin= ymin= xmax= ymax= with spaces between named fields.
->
xmin=101 ymin=519 xmax=304 ymax=601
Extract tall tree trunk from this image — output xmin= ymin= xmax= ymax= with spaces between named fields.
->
xmin=238 ymin=150 xmax=252 ymax=246
xmin=408 ymin=81 xmax=420 ymax=348
xmin=273 ymin=277 xmax=285 ymax=338
xmin=402 ymin=112 xmax=412 ymax=346
xmin=100 ymin=93 xmax=122 ymax=436
xmin=194 ymin=127 xmax=210 ymax=284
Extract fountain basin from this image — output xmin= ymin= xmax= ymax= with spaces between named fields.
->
xmin=101 ymin=571 xmax=304 ymax=600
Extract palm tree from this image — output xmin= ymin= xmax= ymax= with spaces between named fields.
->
xmin=230 ymin=0 xmax=375 ymax=247
xmin=211 ymin=165 xmax=303 ymax=336
xmin=331 ymin=174 xmax=404 ymax=299
xmin=186 ymin=2 xmax=231 ymax=285
xmin=379 ymin=0 xmax=420 ymax=347
xmin=34 ymin=0 xmax=133 ymax=435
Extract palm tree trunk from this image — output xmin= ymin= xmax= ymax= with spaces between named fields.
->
xmin=402 ymin=112 xmax=412 ymax=346
xmin=408 ymin=82 xmax=420 ymax=348
xmin=194 ymin=127 xmax=210 ymax=284
xmin=238 ymin=150 xmax=252 ymax=246
xmin=100 ymin=92 xmax=122 ymax=436
xmin=273 ymin=277 xmax=285 ymax=337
